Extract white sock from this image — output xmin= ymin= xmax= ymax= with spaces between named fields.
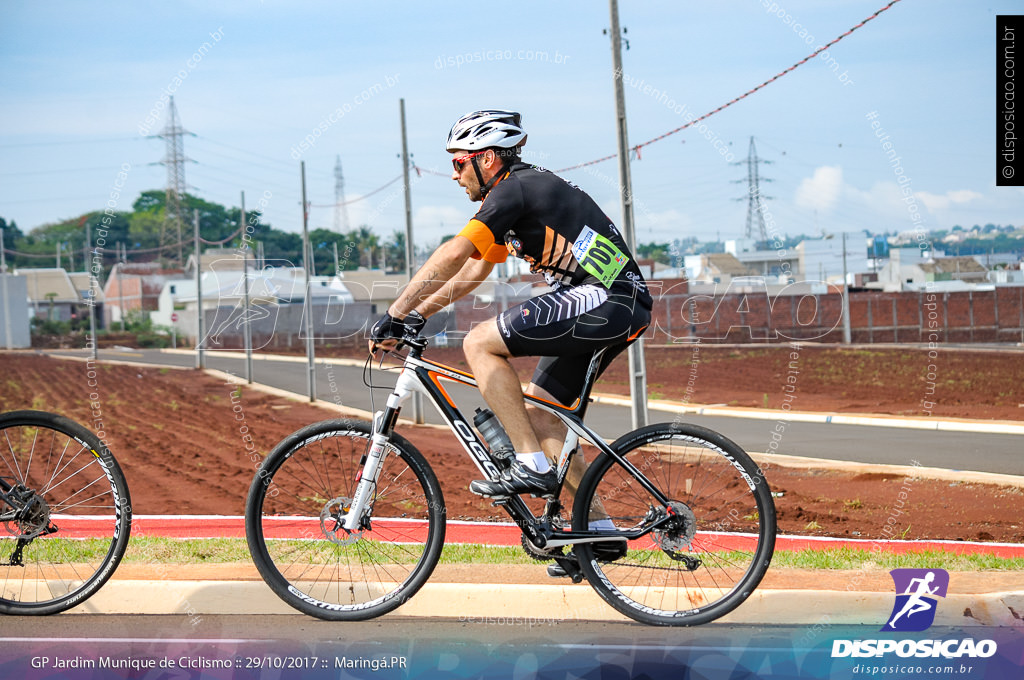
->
xmin=589 ymin=518 xmax=615 ymax=531
xmin=516 ymin=452 xmax=551 ymax=474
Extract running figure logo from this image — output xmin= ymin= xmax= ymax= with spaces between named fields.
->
xmin=882 ymin=568 xmax=949 ymax=632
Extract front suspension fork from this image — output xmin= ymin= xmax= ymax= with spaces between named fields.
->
xmin=341 ymin=367 xmax=418 ymax=531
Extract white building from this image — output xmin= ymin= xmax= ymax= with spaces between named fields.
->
xmin=796 ymin=234 xmax=872 ymax=284
xmin=153 ymin=267 xmax=354 ymax=328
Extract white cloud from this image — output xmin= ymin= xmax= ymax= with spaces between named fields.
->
xmin=795 ymin=165 xmax=843 ymax=213
xmin=915 ymin=189 xmax=983 ymax=212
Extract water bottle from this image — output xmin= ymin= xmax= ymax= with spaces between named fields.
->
xmin=473 ymin=408 xmax=515 ymax=467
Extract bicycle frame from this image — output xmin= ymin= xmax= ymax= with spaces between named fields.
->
xmin=342 ymin=338 xmax=673 ymax=552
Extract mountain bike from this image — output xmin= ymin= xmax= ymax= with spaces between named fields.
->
xmin=0 ymin=410 xmax=132 ymax=615
xmin=245 ymin=336 xmax=775 ymax=626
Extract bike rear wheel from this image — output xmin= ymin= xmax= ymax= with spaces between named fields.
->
xmin=573 ymin=423 xmax=775 ymax=626
xmin=245 ymin=419 xmax=445 ymax=620
xmin=0 ymin=410 xmax=132 ymax=615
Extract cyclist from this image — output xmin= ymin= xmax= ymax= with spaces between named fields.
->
xmin=369 ymin=109 xmax=652 ymax=501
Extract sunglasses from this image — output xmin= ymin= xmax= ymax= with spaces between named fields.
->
xmin=452 ymin=150 xmax=488 ymax=172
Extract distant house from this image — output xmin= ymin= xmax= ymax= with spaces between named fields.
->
xmin=878 ymin=254 xmax=989 ymax=288
xmin=917 ymin=257 xmax=989 ymax=283
xmin=337 ymin=269 xmax=409 ymax=313
xmin=102 ymin=262 xmax=183 ymax=327
xmin=683 ymin=253 xmax=758 ymax=284
xmin=184 ymin=247 xmax=248 ymax=275
xmin=155 ymin=265 xmax=363 ymax=345
xmin=17 ymin=267 xmax=97 ymax=322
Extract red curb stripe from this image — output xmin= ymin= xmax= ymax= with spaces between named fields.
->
xmin=53 ymin=517 xmax=1024 ymax=558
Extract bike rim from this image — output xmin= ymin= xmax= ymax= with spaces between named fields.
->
xmin=0 ymin=420 xmax=127 ymax=611
xmin=582 ymin=432 xmax=774 ymax=621
xmin=253 ymin=428 xmax=439 ymax=613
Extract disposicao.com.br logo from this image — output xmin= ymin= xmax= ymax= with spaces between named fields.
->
xmin=831 ymin=568 xmax=998 ymax=660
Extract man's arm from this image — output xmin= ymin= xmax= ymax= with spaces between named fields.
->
xmin=414 ymin=256 xmax=496 ymax=318
xmin=387 ymin=235 xmax=479 ymax=318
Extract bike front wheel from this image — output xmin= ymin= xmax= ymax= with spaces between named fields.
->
xmin=0 ymin=410 xmax=132 ymax=615
xmin=573 ymin=423 xmax=776 ymax=626
xmin=245 ymin=419 xmax=446 ymax=620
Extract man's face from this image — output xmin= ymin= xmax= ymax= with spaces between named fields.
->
xmin=450 ymin=150 xmax=487 ymax=202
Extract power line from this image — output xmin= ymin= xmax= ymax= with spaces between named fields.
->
xmin=556 ymin=0 xmax=904 ymax=173
xmin=308 ymin=174 xmax=403 ymax=209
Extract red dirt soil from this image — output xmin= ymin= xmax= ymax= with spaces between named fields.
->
xmin=0 ymin=351 xmax=1021 ymax=544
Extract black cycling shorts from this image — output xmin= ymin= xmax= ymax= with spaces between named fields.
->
xmin=496 ymin=284 xmax=651 ymax=406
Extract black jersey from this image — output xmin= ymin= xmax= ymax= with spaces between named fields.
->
xmin=457 ymin=163 xmax=651 ymax=305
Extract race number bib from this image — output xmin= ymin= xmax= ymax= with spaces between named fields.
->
xmin=572 ymin=226 xmax=629 ymax=287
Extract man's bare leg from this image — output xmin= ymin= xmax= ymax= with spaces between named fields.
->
xmin=462 ymin=320 xmax=544 ymax=457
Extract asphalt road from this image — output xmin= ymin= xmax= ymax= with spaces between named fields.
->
xmin=41 ymin=348 xmax=1024 ymax=476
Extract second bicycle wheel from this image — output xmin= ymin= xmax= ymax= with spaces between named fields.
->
xmin=573 ymin=423 xmax=776 ymax=626
xmin=0 ymin=410 xmax=132 ymax=615
xmin=245 ymin=419 xmax=446 ymax=620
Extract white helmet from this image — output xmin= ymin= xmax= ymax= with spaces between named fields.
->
xmin=446 ymin=109 xmax=527 ymax=152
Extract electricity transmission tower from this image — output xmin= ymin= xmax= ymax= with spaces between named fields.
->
xmin=333 ymin=155 xmax=350 ymax=234
xmin=733 ymin=136 xmax=773 ymax=241
xmin=155 ymin=96 xmax=194 ymax=264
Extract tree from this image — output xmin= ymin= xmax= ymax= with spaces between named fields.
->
xmin=637 ymin=242 xmax=672 ymax=264
xmin=383 ymin=230 xmax=406 ymax=272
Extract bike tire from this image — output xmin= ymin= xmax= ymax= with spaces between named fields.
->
xmin=572 ymin=422 xmax=776 ymax=626
xmin=0 ymin=410 xmax=132 ymax=616
xmin=245 ymin=419 xmax=446 ymax=620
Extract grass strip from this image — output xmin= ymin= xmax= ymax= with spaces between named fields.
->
xmin=17 ymin=538 xmax=1024 ymax=571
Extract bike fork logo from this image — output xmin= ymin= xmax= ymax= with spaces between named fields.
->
xmin=882 ymin=568 xmax=949 ymax=632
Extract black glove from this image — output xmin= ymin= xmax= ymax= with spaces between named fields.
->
xmin=370 ymin=311 xmax=426 ymax=343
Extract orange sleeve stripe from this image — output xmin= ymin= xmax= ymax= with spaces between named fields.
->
xmin=457 ymin=219 xmax=508 ymax=263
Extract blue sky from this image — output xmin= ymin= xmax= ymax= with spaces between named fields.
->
xmin=1 ymin=0 xmax=1020 ymax=250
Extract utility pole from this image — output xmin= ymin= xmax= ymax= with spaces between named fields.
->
xmin=608 ymin=0 xmax=647 ymax=429
xmin=842 ymin=232 xmax=852 ymax=344
xmin=301 ymin=161 xmax=316 ymax=402
xmin=84 ymin=222 xmax=97 ymax=360
xmin=194 ymin=209 xmax=205 ymax=368
xmin=333 ymin=155 xmax=350 ymax=233
xmin=241 ymin=191 xmax=253 ymax=383
xmin=1 ymin=226 xmax=12 ymax=350
xmin=400 ymin=98 xmax=423 ymax=423
xmin=116 ymin=244 xmax=125 ymax=332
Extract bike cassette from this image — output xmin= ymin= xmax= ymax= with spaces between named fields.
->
xmin=320 ymin=497 xmax=363 ymax=546
xmin=652 ymin=501 xmax=701 ymax=570
xmin=2 ymin=489 xmax=52 ymax=539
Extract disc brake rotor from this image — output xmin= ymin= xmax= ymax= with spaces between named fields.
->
xmin=320 ymin=497 xmax=362 ymax=546
xmin=652 ymin=500 xmax=697 ymax=554
xmin=3 ymin=492 xmax=51 ymax=539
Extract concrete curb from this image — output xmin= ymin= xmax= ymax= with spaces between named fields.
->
xmin=591 ymin=393 xmax=1024 ymax=436
xmin=68 ymin=580 xmax=1024 ymax=627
